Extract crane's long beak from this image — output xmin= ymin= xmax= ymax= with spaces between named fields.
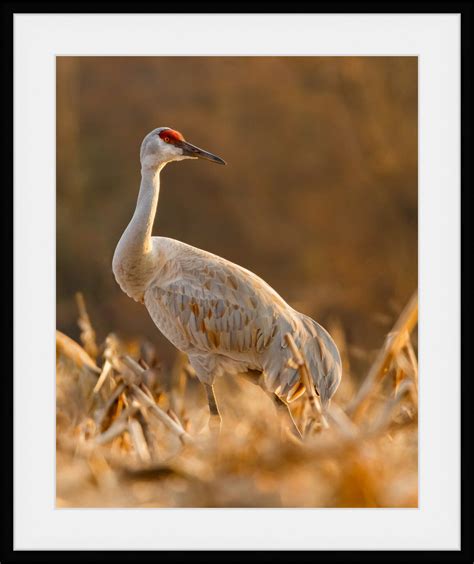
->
xmin=180 ymin=140 xmax=226 ymax=165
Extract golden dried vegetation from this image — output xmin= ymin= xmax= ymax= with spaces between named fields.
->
xmin=56 ymin=292 xmax=418 ymax=508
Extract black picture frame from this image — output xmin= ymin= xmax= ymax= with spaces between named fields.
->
xmin=2 ymin=4 xmax=471 ymax=562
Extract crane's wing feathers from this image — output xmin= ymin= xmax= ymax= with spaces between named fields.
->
xmin=142 ymin=238 xmax=341 ymax=402
xmin=143 ymin=239 xmax=291 ymax=357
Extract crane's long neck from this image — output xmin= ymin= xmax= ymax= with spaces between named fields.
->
xmin=112 ymin=165 xmax=164 ymax=301
xmin=129 ymin=165 xmax=162 ymax=253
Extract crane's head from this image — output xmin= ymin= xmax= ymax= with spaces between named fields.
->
xmin=140 ymin=127 xmax=226 ymax=170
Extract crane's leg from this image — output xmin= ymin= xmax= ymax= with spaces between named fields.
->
xmin=269 ymin=393 xmax=303 ymax=440
xmin=188 ymin=356 xmax=221 ymax=435
xmin=239 ymin=370 xmax=302 ymax=440
xmin=204 ymin=383 xmax=221 ymax=435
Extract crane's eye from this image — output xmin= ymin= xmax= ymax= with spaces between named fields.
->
xmin=164 ymin=137 xmax=170 ymax=143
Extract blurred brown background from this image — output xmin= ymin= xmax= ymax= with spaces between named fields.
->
xmin=57 ymin=56 xmax=417 ymax=379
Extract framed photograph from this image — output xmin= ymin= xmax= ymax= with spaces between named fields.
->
xmin=7 ymin=8 xmax=469 ymax=559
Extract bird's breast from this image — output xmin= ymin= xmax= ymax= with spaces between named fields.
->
xmin=112 ymin=250 xmax=158 ymax=303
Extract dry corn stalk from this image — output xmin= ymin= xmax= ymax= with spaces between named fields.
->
xmin=348 ymin=291 xmax=418 ymax=422
xmin=120 ymin=355 xmax=193 ymax=444
xmin=56 ymin=330 xmax=100 ymax=374
xmin=75 ymin=292 xmax=98 ymax=360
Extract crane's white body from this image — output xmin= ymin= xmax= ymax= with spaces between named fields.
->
xmin=113 ymin=128 xmax=341 ymax=407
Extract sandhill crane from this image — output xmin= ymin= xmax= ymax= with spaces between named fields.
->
xmin=113 ymin=127 xmax=342 ymax=437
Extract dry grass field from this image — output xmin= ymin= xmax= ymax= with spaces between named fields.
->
xmin=56 ymin=292 xmax=418 ymax=508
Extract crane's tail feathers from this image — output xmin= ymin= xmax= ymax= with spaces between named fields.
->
xmin=262 ymin=315 xmax=342 ymax=405
xmin=300 ymin=315 xmax=342 ymax=407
